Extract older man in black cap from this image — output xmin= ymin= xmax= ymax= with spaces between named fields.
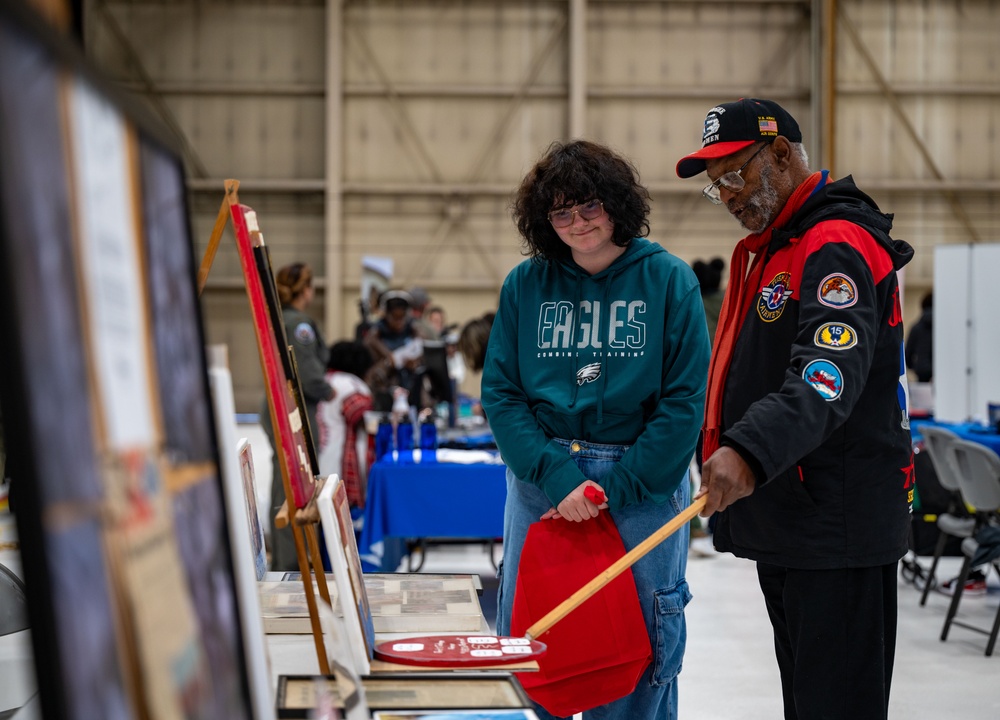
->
xmin=677 ymin=98 xmax=914 ymax=720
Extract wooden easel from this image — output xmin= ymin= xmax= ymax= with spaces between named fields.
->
xmin=199 ymin=179 xmax=333 ymax=674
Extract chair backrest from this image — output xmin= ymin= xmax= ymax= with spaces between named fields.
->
xmin=0 ymin=563 xmax=29 ymax=636
xmin=950 ymin=439 xmax=1000 ymax=513
xmin=919 ymin=425 xmax=963 ymax=493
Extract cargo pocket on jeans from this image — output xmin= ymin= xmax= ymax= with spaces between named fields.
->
xmin=651 ymin=579 xmax=692 ymax=686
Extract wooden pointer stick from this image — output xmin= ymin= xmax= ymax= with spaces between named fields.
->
xmin=375 ymin=495 xmax=706 ymax=667
xmin=525 ymin=494 xmax=707 ymax=640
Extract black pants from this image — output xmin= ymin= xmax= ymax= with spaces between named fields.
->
xmin=757 ymin=561 xmax=898 ymax=720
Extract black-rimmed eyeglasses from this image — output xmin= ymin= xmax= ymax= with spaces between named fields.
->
xmin=548 ymin=199 xmax=605 ymax=228
xmin=703 ymin=142 xmax=770 ymax=205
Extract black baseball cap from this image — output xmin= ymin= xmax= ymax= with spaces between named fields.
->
xmin=675 ymin=98 xmax=802 ymax=178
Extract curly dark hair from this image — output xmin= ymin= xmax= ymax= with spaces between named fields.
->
xmin=512 ymin=140 xmax=651 ymax=262
xmin=327 ymin=340 xmax=375 ymax=378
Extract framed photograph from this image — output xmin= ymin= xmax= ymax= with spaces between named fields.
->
xmin=276 ymin=674 xmax=532 ymax=719
xmin=318 ymin=476 xmax=375 ymax=674
xmin=237 ymin=438 xmax=268 ymax=581
xmin=0 ymin=4 xmax=259 ymax=718
xmin=260 ymin=572 xmax=482 ymax=635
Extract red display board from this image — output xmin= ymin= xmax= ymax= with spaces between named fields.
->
xmin=229 ymin=204 xmax=316 ymax=509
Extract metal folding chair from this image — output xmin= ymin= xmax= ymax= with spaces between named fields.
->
xmin=917 ymin=426 xmax=975 ymax=605
xmin=0 ymin=563 xmax=28 ymax=637
xmin=939 ymin=439 xmax=1000 ymax=656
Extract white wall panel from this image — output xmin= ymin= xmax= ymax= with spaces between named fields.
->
xmin=933 ymin=244 xmax=1000 ymax=424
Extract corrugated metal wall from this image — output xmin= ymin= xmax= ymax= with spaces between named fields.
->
xmin=86 ymin=0 xmax=1000 ymax=411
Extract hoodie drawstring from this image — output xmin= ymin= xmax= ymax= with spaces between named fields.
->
xmin=568 ymin=268 xmax=583 ymax=410
xmin=594 ymin=268 xmax=617 ymax=425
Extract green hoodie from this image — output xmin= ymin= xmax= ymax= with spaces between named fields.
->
xmin=482 ymin=237 xmax=710 ymax=510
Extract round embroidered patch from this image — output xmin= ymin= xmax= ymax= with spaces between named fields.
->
xmin=757 ymin=271 xmax=793 ymax=322
xmin=294 ymin=322 xmax=316 ymax=345
xmin=817 ymin=273 xmax=857 ymax=308
xmin=802 ymin=359 xmax=844 ymax=401
xmin=813 ymin=322 xmax=858 ymax=350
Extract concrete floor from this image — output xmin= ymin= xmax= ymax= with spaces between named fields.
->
xmin=413 ymin=542 xmax=1000 ymax=719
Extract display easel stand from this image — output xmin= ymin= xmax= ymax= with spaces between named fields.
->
xmin=199 ymin=179 xmax=333 ymax=674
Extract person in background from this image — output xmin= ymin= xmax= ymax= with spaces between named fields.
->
xmin=263 ymin=262 xmax=333 ymax=571
xmin=482 ymin=140 xmax=710 ymax=719
xmin=362 ymin=290 xmax=422 ymax=412
xmin=676 ymin=98 xmax=913 ymax=720
xmin=457 ymin=312 xmax=495 ymax=373
xmin=409 ymin=286 xmax=440 ymax=340
xmin=905 ymin=291 xmax=933 ymax=383
xmin=692 ymin=257 xmax=726 ymax=343
xmin=690 ymin=256 xmax=727 ymax=549
xmin=317 ymin=341 xmax=375 ymax=510
xmin=426 ymin=305 xmax=447 ymax=339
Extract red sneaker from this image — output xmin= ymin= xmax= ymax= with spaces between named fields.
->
xmin=939 ymin=569 xmax=988 ymax=596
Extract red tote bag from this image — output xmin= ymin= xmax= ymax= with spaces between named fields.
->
xmin=510 ymin=512 xmax=651 ymax=717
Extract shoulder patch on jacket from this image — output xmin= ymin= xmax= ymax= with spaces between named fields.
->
xmin=814 ymin=322 xmax=858 ymax=350
xmin=802 ymin=359 xmax=843 ymax=400
xmin=294 ymin=322 xmax=316 ymax=345
xmin=817 ymin=273 xmax=857 ymax=308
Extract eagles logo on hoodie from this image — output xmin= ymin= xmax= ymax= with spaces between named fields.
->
xmin=576 ymin=363 xmax=602 ymax=385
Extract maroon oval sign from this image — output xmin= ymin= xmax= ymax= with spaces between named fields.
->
xmin=374 ymin=634 xmax=547 ymax=668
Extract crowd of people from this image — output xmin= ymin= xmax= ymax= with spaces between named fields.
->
xmin=262 ymin=97 xmax=923 ymax=720
xmin=264 ymin=268 xmax=496 ymax=570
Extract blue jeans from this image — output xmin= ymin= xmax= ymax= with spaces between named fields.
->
xmin=497 ymin=438 xmax=692 ymax=720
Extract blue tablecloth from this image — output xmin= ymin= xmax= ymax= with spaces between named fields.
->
xmin=911 ymin=419 xmax=1000 ymax=456
xmin=359 ymin=459 xmax=508 ymax=571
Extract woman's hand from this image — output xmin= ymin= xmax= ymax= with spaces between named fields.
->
xmin=541 ymin=480 xmax=608 ymax=522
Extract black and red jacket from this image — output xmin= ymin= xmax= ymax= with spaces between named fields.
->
xmin=715 ymin=174 xmax=915 ymax=569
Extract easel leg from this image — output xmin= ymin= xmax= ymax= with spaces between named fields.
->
xmin=197 ymin=179 xmax=240 ymax=295
xmin=305 ymin=523 xmax=333 ymax=606
xmin=291 ymin=519 xmax=330 ymax=674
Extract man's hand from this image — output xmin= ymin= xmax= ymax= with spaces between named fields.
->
xmin=696 ymin=446 xmax=756 ymax=516
xmin=540 ymin=480 xmax=608 ymax=522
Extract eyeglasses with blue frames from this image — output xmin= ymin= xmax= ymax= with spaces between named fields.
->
xmin=548 ymin=199 xmax=605 ymax=228
xmin=703 ymin=142 xmax=771 ymax=205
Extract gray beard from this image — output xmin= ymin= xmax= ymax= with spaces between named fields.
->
xmin=729 ymin=163 xmax=782 ymax=234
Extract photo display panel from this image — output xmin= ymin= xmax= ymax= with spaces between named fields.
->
xmin=0 ymin=5 xmax=255 ymax=719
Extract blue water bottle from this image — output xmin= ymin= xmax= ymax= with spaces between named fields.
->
xmin=375 ymin=416 xmax=394 ymax=462
xmin=420 ymin=419 xmax=438 ymax=463
xmin=396 ymin=419 xmax=415 ymax=464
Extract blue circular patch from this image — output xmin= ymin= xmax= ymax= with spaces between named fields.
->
xmin=802 ymin=359 xmax=844 ymax=401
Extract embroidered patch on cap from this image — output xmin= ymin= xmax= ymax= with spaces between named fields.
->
xmin=817 ymin=273 xmax=857 ymax=308
xmin=701 ymin=106 xmax=725 ymax=145
xmin=758 ymin=117 xmax=778 ymax=135
xmin=757 ymin=272 xmax=793 ymax=322
xmin=294 ymin=322 xmax=316 ymax=345
xmin=814 ymin=322 xmax=858 ymax=350
xmin=802 ymin=359 xmax=844 ymax=401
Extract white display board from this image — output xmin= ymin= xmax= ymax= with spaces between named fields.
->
xmin=933 ymin=244 xmax=1000 ymax=423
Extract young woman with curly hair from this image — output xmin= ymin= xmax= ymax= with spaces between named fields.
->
xmin=482 ymin=140 xmax=710 ymax=718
